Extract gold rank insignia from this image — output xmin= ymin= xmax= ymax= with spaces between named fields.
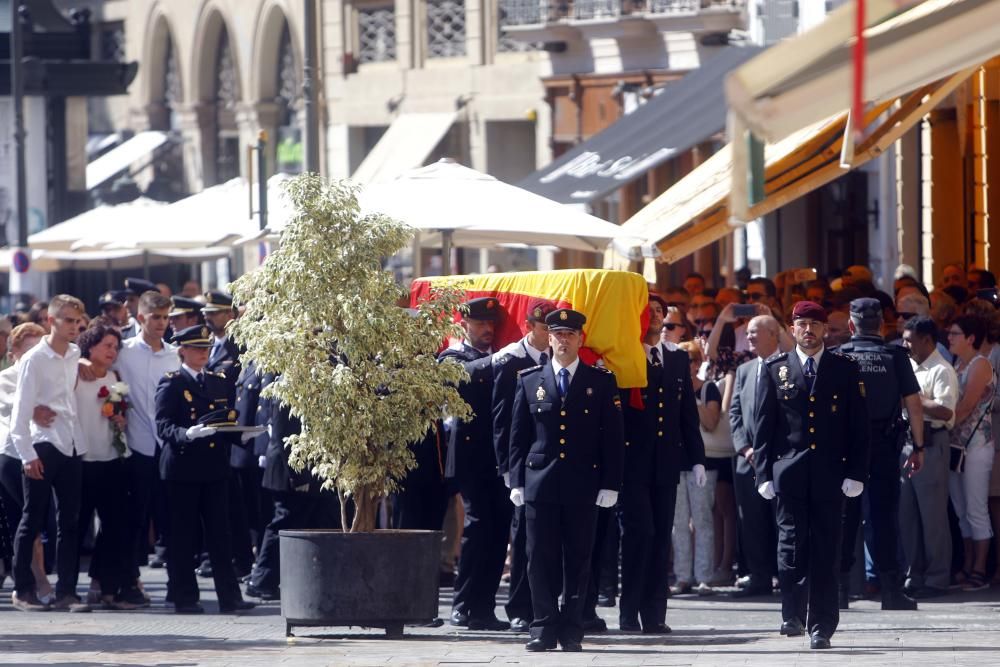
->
xmin=183 ymin=390 xmax=193 ymax=403
xmin=859 ymin=381 xmax=866 ymax=398
xmin=778 ymin=366 xmax=789 ymax=382
xmin=560 ymin=311 xmax=568 ymax=321
xmin=613 ymin=396 xmax=622 ymax=411
xmin=536 ymin=385 xmax=546 ymax=401
xmin=201 ymin=327 xmax=211 ymax=339
xmin=533 ymin=307 xmax=543 ymax=319
xmin=586 ymin=387 xmax=593 ymax=396
xmin=229 ymin=410 xmax=237 ymax=421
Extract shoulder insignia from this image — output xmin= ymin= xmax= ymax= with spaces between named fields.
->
xmin=517 ymin=364 xmax=543 ymax=376
xmin=493 ymin=353 xmax=511 ymax=367
xmin=213 ymin=371 xmax=227 ymax=378
xmin=765 ymin=352 xmax=788 ymax=366
xmin=594 ymin=366 xmax=614 ymax=375
xmin=828 ymin=350 xmax=847 ymax=358
xmin=165 ymin=371 xmax=178 ymax=378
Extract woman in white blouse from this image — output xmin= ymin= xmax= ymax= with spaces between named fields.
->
xmin=75 ymin=321 xmax=136 ymax=610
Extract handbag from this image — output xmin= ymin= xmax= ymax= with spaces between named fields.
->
xmin=951 ymin=364 xmax=998 ymax=473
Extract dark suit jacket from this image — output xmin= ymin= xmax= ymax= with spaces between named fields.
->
xmin=207 ymin=336 xmax=241 ymax=389
xmin=155 ymin=369 xmax=239 ymax=483
xmin=491 ymin=339 xmax=547 ymax=476
xmin=509 ymin=361 xmax=624 ymax=505
xmin=262 ymin=400 xmax=321 ymax=495
xmin=439 ymin=344 xmax=497 ymax=483
xmin=231 ymin=359 xmax=275 ymax=468
xmin=754 ymin=348 xmax=870 ymax=501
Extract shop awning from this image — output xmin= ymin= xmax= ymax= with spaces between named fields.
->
xmin=85 ymin=131 xmax=171 ymax=190
xmin=618 ymin=67 xmax=974 ymax=263
xmin=350 ymin=112 xmax=456 ymax=185
xmin=726 ymin=0 xmax=1000 ymax=144
xmin=516 ymin=45 xmax=763 ymax=204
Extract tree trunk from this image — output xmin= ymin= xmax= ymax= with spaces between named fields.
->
xmin=349 ymin=485 xmax=378 ymax=533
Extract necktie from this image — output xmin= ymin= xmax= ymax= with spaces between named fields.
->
xmin=804 ymin=356 xmax=816 ymax=392
xmin=538 ymin=352 xmax=548 ymax=367
xmin=196 ymin=372 xmax=205 ymax=390
xmin=558 ymin=368 xmax=570 ymax=399
xmin=650 ymin=347 xmax=661 ymax=367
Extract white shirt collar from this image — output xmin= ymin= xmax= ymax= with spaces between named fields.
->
xmin=181 ymin=363 xmax=204 ymax=381
xmin=522 ymin=338 xmax=548 ymax=364
xmin=795 ymin=344 xmax=824 ymax=369
xmin=643 ymin=342 xmax=665 ymax=362
xmin=552 ymin=356 xmax=580 ymax=381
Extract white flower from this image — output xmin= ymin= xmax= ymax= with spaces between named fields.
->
xmin=109 ymin=392 xmax=122 ymax=403
xmin=110 ymin=382 xmax=130 ymax=396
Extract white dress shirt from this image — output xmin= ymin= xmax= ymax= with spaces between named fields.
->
xmin=911 ymin=347 xmax=960 ymax=429
xmin=795 ymin=345 xmax=825 ymax=376
xmin=10 ymin=337 xmax=86 ymax=463
xmin=551 ymin=356 xmax=580 ymax=388
xmin=0 ymin=362 xmax=19 ymax=458
xmin=113 ymin=335 xmax=179 ymax=457
xmin=523 ymin=339 xmax=548 ymax=365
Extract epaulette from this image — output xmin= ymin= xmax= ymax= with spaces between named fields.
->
xmin=212 ymin=371 xmax=227 ymax=378
xmin=827 ymin=350 xmax=848 ymax=359
xmin=493 ymin=353 xmax=511 ymax=367
xmin=517 ymin=364 xmax=543 ymax=376
xmin=765 ymin=352 xmax=788 ymax=365
xmin=594 ymin=366 xmax=614 ymax=375
xmin=165 ymin=371 xmax=178 ymax=378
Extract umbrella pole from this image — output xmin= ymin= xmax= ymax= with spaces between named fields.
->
xmin=143 ymin=251 xmax=150 ymax=280
xmin=105 ymin=259 xmax=112 ymax=289
xmin=411 ymin=230 xmax=422 ymax=279
xmin=441 ymin=229 xmax=452 ymax=277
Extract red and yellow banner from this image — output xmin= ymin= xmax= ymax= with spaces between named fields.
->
xmin=411 ymin=269 xmax=649 ymax=388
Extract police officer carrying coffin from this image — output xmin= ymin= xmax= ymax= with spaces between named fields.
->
xmin=755 ymin=301 xmax=869 ymax=649
xmin=492 ymin=297 xmax=556 ymax=633
xmin=508 ymin=308 xmax=624 ymax=652
xmin=439 ymin=297 xmax=512 ymax=631
xmin=154 ymin=325 xmax=254 ymax=614
xmin=835 ymin=298 xmax=925 ymax=611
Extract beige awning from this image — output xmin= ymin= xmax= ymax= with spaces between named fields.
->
xmin=350 ymin=112 xmax=456 ymax=185
xmin=726 ymin=0 xmax=1000 ymax=144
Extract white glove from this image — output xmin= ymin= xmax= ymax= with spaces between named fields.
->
xmin=503 ymin=472 xmax=511 ymax=489
xmin=757 ymin=481 xmax=775 ymax=500
xmin=258 ymin=455 xmax=267 ymax=469
xmin=692 ymin=464 xmax=707 ymax=488
xmin=841 ymin=478 xmax=864 ymax=498
xmin=510 ymin=488 xmax=525 ymax=507
xmin=595 ymin=489 xmax=619 ymax=508
xmin=185 ymin=424 xmax=217 ymax=440
xmin=241 ymin=431 xmax=256 ymax=443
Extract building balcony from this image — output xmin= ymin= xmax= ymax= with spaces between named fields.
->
xmin=499 ymin=0 xmax=747 ymax=43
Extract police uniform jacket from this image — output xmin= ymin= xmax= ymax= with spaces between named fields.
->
xmin=836 ymin=335 xmax=920 ymax=427
xmin=492 ymin=338 xmax=549 ymax=476
xmin=509 ymin=361 xmax=625 ymax=505
xmin=439 ymin=343 xmax=498 ymax=482
xmin=155 ymin=369 xmax=239 ymax=483
xmin=208 ymin=336 xmax=241 ymax=388
xmin=262 ymin=400 xmax=321 ymax=495
xmin=232 ymin=360 xmax=275 ymax=468
xmin=754 ymin=348 xmax=870 ymax=500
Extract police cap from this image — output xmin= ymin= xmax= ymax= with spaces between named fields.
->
xmin=201 ymin=290 xmax=234 ymax=313
xmin=197 ymin=408 xmax=239 ymax=428
xmin=169 ymin=296 xmax=204 ymax=318
xmin=461 ymin=297 xmax=501 ymax=322
xmin=850 ymin=297 xmax=883 ymax=323
xmin=124 ymin=277 xmax=158 ymax=296
xmin=525 ymin=298 xmax=556 ymax=324
xmin=98 ymin=290 xmax=129 ymax=308
xmin=171 ymin=325 xmax=214 ymax=348
xmin=546 ymin=308 xmax=586 ymax=332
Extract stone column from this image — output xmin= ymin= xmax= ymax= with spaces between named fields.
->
xmin=174 ymin=102 xmax=216 ymax=192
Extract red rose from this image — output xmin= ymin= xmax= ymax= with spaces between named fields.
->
xmin=98 ymin=386 xmax=110 ymax=399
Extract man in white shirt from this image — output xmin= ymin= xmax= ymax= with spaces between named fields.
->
xmin=10 ymin=295 xmax=88 ymax=612
xmin=899 ymin=315 xmax=959 ymax=597
xmin=112 ymin=291 xmax=178 ymax=591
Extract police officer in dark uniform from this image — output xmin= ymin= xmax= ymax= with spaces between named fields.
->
xmin=168 ymin=296 xmax=205 ymax=342
xmin=203 ymin=290 xmax=241 ymax=388
xmin=123 ymin=278 xmax=159 ymax=340
xmin=439 ymin=297 xmax=512 ymax=631
xmin=492 ymin=297 xmax=556 ymax=633
xmin=154 ymin=325 xmax=254 ymax=614
xmin=617 ymin=294 xmax=706 ymax=634
xmin=835 ymin=298 xmax=925 ymax=611
xmin=508 ymin=308 xmax=624 ymax=652
xmin=755 ymin=301 xmax=869 ymax=649
xmin=98 ymin=290 xmax=131 ymax=330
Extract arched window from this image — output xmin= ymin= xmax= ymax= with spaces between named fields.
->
xmin=275 ymin=22 xmax=303 ymax=174
xmin=215 ymin=29 xmax=241 ymax=183
xmin=164 ymin=38 xmax=182 ymax=130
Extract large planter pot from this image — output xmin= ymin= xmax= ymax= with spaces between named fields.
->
xmin=280 ymin=529 xmax=442 ymax=638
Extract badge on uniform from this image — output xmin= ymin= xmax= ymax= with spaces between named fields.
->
xmin=778 ymin=366 xmax=789 ymax=382
xmin=613 ymin=396 xmax=622 ymax=411
xmin=184 ymin=390 xmax=193 ymax=403
xmin=536 ymin=386 xmax=546 ymax=401
xmin=858 ymin=380 xmax=866 ymax=398
xmin=586 ymin=387 xmax=593 ymax=396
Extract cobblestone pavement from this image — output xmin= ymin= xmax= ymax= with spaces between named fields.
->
xmin=1 ymin=567 xmax=1000 ymax=666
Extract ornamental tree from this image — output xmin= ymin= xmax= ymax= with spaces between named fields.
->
xmin=228 ymin=173 xmax=470 ymax=532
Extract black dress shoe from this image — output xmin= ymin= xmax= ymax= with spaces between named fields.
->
xmin=219 ymin=599 xmax=256 ymax=613
xmin=175 ymin=603 xmax=204 ymax=614
xmin=468 ymin=616 xmax=510 ymax=631
xmin=509 ymin=617 xmax=530 ymax=633
xmin=525 ymin=638 xmax=556 ymax=652
xmin=148 ymin=555 xmax=166 ymax=569
xmin=560 ymin=640 xmax=583 ymax=652
xmin=244 ymin=584 xmax=280 ymax=601
xmin=780 ymin=619 xmax=804 ymax=637
xmin=810 ymin=632 xmax=831 ymax=649
xmin=582 ymin=616 xmax=607 ymax=633
xmin=731 ymin=586 xmax=773 ymax=598
xmin=449 ymin=610 xmax=469 ymax=627
xmin=882 ymin=589 xmax=918 ymax=610
xmin=619 ymin=617 xmax=642 ymax=632
xmin=596 ymin=593 xmax=615 ymax=607
xmin=642 ymin=623 xmax=672 ymax=634
xmin=195 ymin=562 xmax=214 ymax=578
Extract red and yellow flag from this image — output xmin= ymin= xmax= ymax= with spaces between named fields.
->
xmin=410 ymin=269 xmax=649 ymax=388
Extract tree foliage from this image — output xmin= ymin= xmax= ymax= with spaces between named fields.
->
xmin=228 ymin=174 xmax=470 ymax=531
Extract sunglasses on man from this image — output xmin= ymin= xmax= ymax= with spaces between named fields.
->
xmin=747 ymin=292 xmax=766 ymax=301
xmin=661 ymin=323 xmax=683 ymax=331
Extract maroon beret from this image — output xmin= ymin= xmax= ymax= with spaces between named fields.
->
xmin=791 ymin=300 xmax=827 ymax=323
xmin=525 ymin=298 xmax=557 ymax=323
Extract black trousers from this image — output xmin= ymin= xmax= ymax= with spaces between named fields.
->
xmin=227 ymin=467 xmax=257 ymax=575
xmin=583 ymin=506 xmax=617 ymax=617
xmin=125 ymin=450 xmax=158 ymax=575
xmin=732 ymin=456 xmax=777 ymax=586
xmin=504 ymin=503 xmax=533 ymax=621
xmin=394 ymin=473 xmax=448 ymax=532
xmin=618 ymin=481 xmax=677 ymax=627
xmin=251 ymin=491 xmax=339 ymax=592
xmin=526 ymin=500 xmax=598 ymax=644
xmin=79 ymin=459 xmax=131 ymax=596
xmin=776 ymin=493 xmax=844 ymax=637
xmin=0 ymin=453 xmax=26 ymax=542
xmin=453 ymin=475 xmax=513 ymax=620
xmin=13 ymin=443 xmax=82 ymax=598
xmin=165 ymin=479 xmax=242 ymax=608
xmin=841 ymin=437 xmax=903 ymax=584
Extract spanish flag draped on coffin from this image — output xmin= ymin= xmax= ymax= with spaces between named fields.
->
xmin=409 ymin=269 xmax=649 ymax=389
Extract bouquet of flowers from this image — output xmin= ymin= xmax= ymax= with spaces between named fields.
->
xmin=99 ymin=381 xmax=130 ymax=457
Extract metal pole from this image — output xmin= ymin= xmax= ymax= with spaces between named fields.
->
xmin=302 ymin=0 xmax=319 ymax=173
xmin=440 ymin=230 xmax=452 ymax=276
xmin=9 ymin=2 xmax=28 ymax=301
xmin=257 ymin=131 xmax=267 ymax=231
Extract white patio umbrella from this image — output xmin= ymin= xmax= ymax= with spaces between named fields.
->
xmin=28 ymin=198 xmax=169 ymax=251
xmin=0 ymin=247 xmax=231 ymax=273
